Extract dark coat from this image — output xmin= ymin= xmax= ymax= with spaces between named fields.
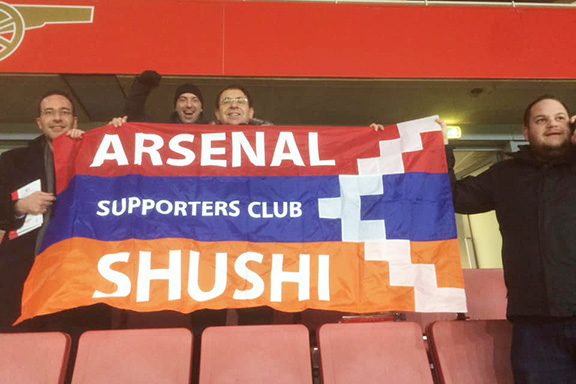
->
xmin=448 ymin=145 xmax=576 ymax=320
xmin=0 ymin=136 xmax=49 ymax=328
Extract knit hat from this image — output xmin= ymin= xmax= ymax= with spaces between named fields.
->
xmin=174 ymin=83 xmax=204 ymax=106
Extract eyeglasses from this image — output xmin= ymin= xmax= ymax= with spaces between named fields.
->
xmin=220 ymin=97 xmax=248 ymax=106
xmin=41 ymin=108 xmax=73 ymax=117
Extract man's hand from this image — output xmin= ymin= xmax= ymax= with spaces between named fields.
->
xmin=436 ymin=118 xmax=449 ymax=145
xmin=66 ymin=128 xmax=84 ymax=140
xmin=370 ymin=123 xmax=384 ymax=131
xmin=137 ymin=70 xmax=162 ymax=87
xmin=108 ymin=116 xmax=128 ymax=128
xmin=14 ymin=191 xmax=56 ymax=216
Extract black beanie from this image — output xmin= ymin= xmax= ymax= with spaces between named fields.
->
xmin=174 ymin=83 xmax=203 ymax=106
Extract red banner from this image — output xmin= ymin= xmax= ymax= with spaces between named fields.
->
xmin=1 ymin=0 xmax=575 ymax=78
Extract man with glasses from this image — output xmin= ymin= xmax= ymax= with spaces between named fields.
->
xmin=213 ymin=85 xmax=272 ymax=126
xmin=212 ymin=84 xmax=274 ymax=327
xmin=0 ymin=90 xmax=86 ymax=331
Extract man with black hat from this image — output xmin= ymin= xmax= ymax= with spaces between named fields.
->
xmin=110 ymin=70 xmax=207 ymax=125
xmin=172 ymin=83 xmax=205 ymax=124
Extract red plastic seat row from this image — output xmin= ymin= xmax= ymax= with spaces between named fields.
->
xmin=0 ymin=326 xmax=311 ymax=384
xmin=317 ymin=320 xmax=513 ymax=384
xmin=0 ymin=320 xmax=513 ymax=384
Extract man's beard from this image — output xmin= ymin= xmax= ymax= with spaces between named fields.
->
xmin=531 ymin=138 xmax=571 ymax=161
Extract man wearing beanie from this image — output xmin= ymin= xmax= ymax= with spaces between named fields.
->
xmin=109 ymin=72 xmax=226 ymax=368
xmin=112 ymin=70 xmax=207 ymax=125
xmin=170 ymin=82 xmax=206 ymax=124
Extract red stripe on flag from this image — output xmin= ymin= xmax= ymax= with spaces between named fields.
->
xmin=53 ymin=122 xmax=446 ymax=193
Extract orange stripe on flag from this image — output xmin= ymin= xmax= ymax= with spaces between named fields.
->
xmin=17 ymin=237 xmax=462 ymax=323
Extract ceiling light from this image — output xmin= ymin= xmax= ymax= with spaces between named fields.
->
xmin=446 ymin=125 xmax=462 ymax=139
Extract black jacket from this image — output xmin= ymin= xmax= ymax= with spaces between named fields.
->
xmin=0 ymin=136 xmax=50 ymax=328
xmin=448 ymin=145 xmax=576 ymax=319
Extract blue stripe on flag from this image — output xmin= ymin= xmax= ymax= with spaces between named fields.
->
xmin=42 ymin=173 xmax=455 ymax=250
xmin=361 ymin=173 xmax=456 ymax=241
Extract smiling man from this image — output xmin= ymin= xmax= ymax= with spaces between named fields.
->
xmin=172 ymin=83 xmax=206 ymax=124
xmin=213 ymin=85 xmax=272 ymax=126
xmin=212 ymin=84 xmax=274 ymax=327
xmin=447 ymin=95 xmax=576 ymax=383
xmin=0 ymin=90 xmax=85 ymax=331
xmin=521 ymin=97 xmax=572 ymax=160
xmin=110 ymin=71 xmax=207 ymax=126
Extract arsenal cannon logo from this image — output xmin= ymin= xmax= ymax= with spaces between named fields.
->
xmin=0 ymin=1 xmax=93 ymax=61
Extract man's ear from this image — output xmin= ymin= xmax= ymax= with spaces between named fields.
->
xmin=522 ymin=125 xmax=529 ymax=141
xmin=214 ymin=109 xmax=221 ymax=122
xmin=73 ymin=116 xmax=78 ymax=130
xmin=249 ymin=107 xmax=254 ymax=120
xmin=36 ymin=117 xmax=42 ymax=131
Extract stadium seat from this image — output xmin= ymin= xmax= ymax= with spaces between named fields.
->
xmin=401 ymin=268 xmax=507 ymax=331
xmin=0 ymin=331 xmax=71 ymax=384
xmin=462 ymin=268 xmax=507 ymax=320
xmin=298 ymin=309 xmax=343 ymax=333
xmin=427 ymin=319 xmax=513 ymax=384
xmin=199 ymin=324 xmax=312 ymax=384
xmin=71 ymin=328 xmax=192 ymax=384
xmin=318 ymin=322 xmax=434 ymax=383
xmin=402 ymin=311 xmax=459 ymax=333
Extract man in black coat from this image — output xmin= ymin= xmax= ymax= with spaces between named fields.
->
xmin=0 ymin=90 xmax=89 ymax=331
xmin=447 ymin=95 xmax=576 ymax=383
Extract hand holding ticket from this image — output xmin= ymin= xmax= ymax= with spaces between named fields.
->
xmin=9 ymin=179 xmax=45 ymax=239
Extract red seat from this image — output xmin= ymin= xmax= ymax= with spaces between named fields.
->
xmin=402 ymin=268 xmax=507 ymax=331
xmin=0 ymin=331 xmax=71 ymax=384
xmin=298 ymin=309 xmax=343 ymax=334
xmin=199 ymin=324 xmax=312 ymax=384
xmin=71 ymin=328 xmax=192 ymax=384
xmin=462 ymin=268 xmax=507 ymax=320
xmin=403 ymin=311 xmax=458 ymax=333
xmin=427 ymin=319 xmax=513 ymax=384
xmin=318 ymin=322 xmax=434 ymax=383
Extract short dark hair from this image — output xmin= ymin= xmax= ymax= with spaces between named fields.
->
xmin=37 ymin=90 xmax=76 ymax=117
xmin=523 ymin=95 xmax=570 ymax=127
xmin=215 ymin=85 xmax=253 ymax=109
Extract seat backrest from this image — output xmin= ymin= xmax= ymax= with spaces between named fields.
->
xmin=199 ymin=324 xmax=312 ymax=384
xmin=71 ymin=328 xmax=192 ymax=384
xmin=318 ymin=322 xmax=434 ymax=384
xmin=403 ymin=311 xmax=458 ymax=333
xmin=297 ymin=309 xmax=343 ymax=333
xmin=0 ymin=331 xmax=71 ymax=384
xmin=462 ymin=268 xmax=507 ymax=320
xmin=428 ymin=320 xmax=513 ymax=384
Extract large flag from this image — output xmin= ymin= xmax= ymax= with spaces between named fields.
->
xmin=17 ymin=117 xmax=465 ymax=323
